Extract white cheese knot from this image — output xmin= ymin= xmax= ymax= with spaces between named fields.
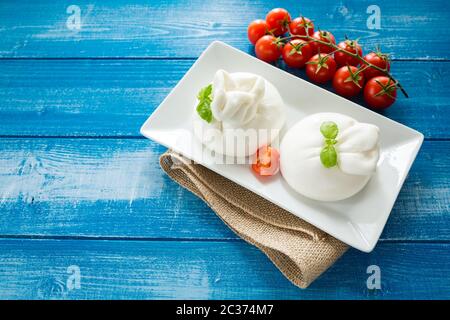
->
xmin=338 ymin=122 xmax=380 ymax=176
xmin=211 ymin=69 xmax=265 ymax=126
xmin=280 ymin=113 xmax=381 ymax=201
xmin=193 ymin=70 xmax=285 ymax=157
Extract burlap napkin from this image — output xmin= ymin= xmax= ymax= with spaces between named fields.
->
xmin=159 ymin=150 xmax=348 ymax=288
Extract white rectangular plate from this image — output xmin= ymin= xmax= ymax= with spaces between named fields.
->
xmin=141 ymin=41 xmax=423 ymax=252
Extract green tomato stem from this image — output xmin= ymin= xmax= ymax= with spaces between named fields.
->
xmin=282 ymin=26 xmax=408 ymax=98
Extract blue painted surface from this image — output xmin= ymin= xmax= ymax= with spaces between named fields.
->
xmin=0 ymin=0 xmax=449 ymax=299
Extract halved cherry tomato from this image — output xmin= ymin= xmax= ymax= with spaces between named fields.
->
xmin=310 ymin=30 xmax=336 ymax=54
xmin=332 ymin=66 xmax=365 ymax=97
xmin=363 ymin=51 xmax=390 ymax=80
xmin=363 ymin=76 xmax=397 ymax=109
xmin=252 ymin=145 xmax=280 ymax=176
xmin=247 ymin=19 xmax=268 ymax=45
xmin=305 ymin=53 xmax=337 ymax=83
xmin=289 ymin=17 xmax=314 ymax=37
xmin=255 ymin=35 xmax=282 ymax=63
xmin=265 ymin=8 xmax=291 ymax=36
xmin=334 ymin=40 xmax=363 ymax=67
xmin=282 ymin=39 xmax=312 ymax=68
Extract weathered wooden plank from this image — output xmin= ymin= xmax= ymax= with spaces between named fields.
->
xmin=0 ymin=0 xmax=449 ymax=59
xmin=0 ymin=60 xmax=448 ymax=138
xmin=0 ymin=239 xmax=448 ymax=299
xmin=0 ymin=138 xmax=448 ymax=240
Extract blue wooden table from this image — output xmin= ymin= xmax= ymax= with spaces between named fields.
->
xmin=0 ymin=0 xmax=449 ymax=299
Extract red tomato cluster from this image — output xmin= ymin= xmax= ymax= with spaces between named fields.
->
xmin=247 ymin=8 xmax=396 ymax=110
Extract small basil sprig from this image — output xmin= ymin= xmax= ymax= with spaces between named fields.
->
xmin=320 ymin=121 xmax=339 ymax=168
xmin=196 ymin=84 xmax=213 ymax=123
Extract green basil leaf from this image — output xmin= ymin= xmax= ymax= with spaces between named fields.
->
xmin=196 ymin=84 xmax=213 ymax=123
xmin=204 ymin=84 xmax=213 ymax=98
xmin=197 ymin=84 xmax=212 ymax=101
xmin=320 ymin=121 xmax=339 ymax=139
xmin=196 ymin=101 xmax=213 ymax=123
xmin=320 ymin=145 xmax=338 ymax=168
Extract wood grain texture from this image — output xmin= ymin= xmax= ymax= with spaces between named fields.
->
xmin=0 ymin=0 xmax=449 ymax=300
xmin=0 ymin=239 xmax=448 ymax=299
xmin=0 ymin=138 xmax=448 ymax=241
xmin=0 ymin=0 xmax=449 ymax=59
xmin=0 ymin=60 xmax=449 ymax=138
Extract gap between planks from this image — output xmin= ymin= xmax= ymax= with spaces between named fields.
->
xmin=0 ymin=135 xmax=447 ymax=141
xmin=0 ymin=235 xmax=448 ymax=244
xmin=0 ymin=57 xmax=449 ymax=62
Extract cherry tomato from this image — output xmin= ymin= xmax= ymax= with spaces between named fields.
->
xmin=310 ymin=30 xmax=336 ymax=54
xmin=247 ymin=19 xmax=268 ymax=45
xmin=251 ymin=145 xmax=280 ymax=176
xmin=282 ymin=39 xmax=312 ymax=68
xmin=332 ymin=66 xmax=365 ymax=97
xmin=255 ymin=35 xmax=282 ymax=63
xmin=265 ymin=8 xmax=291 ymax=36
xmin=305 ymin=53 xmax=337 ymax=83
xmin=288 ymin=17 xmax=314 ymax=37
xmin=364 ymin=76 xmax=397 ymax=109
xmin=363 ymin=51 xmax=390 ymax=80
xmin=334 ymin=40 xmax=363 ymax=67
